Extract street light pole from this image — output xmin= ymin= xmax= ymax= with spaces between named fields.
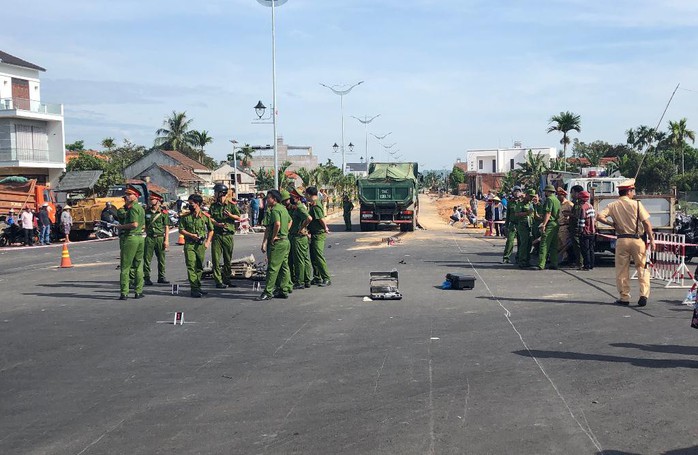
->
xmin=229 ymin=140 xmax=239 ymax=196
xmin=257 ymin=0 xmax=287 ymax=189
xmin=320 ymin=81 xmax=364 ymax=175
xmin=351 ymin=114 xmax=380 ymax=173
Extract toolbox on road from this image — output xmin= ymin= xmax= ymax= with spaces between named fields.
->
xmin=370 ymin=270 xmax=402 ymax=300
xmin=446 ymin=273 xmax=476 ymax=290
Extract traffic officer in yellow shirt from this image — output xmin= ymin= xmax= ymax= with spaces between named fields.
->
xmin=597 ymin=178 xmax=655 ymax=306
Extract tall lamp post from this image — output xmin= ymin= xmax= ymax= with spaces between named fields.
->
xmin=229 ymin=139 xmax=239 ymax=196
xmin=351 ymin=114 xmax=380 ymax=173
xmin=256 ymin=0 xmax=287 ymax=189
xmin=320 ymin=81 xmax=364 ymax=175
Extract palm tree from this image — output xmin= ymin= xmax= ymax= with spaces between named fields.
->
xmin=101 ymin=137 xmax=116 ymax=151
xmin=516 ymin=149 xmax=549 ymax=188
xmin=189 ymin=130 xmax=213 ymax=164
xmin=155 ymin=111 xmax=195 ymax=153
xmin=237 ymin=144 xmax=255 ymax=169
xmin=546 ymin=111 xmax=581 ymax=169
xmin=295 ymin=167 xmax=311 ymax=187
xmin=254 ymin=167 xmax=274 ymax=191
xmin=668 ymin=118 xmax=696 ymax=174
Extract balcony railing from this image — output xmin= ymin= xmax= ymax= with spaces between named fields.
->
xmin=0 ymin=148 xmax=51 ymax=162
xmin=0 ymin=98 xmax=62 ymax=116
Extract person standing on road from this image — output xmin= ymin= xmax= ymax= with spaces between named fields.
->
xmin=250 ymin=194 xmax=260 ymax=227
xmin=492 ymin=196 xmax=504 ymax=236
xmin=568 ymin=185 xmax=585 ymax=269
xmin=209 ymin=183 xmax=241 ymax=289
xmin=258 ymin=189 xmax=292 ymax=301
xmin=342 ymin=194 xmax=354 ymax=231
xmin=502 ymin=187 xmax=522 ymax=263
xmin=516 ymin=190 xmax=535 ymax=268
xmin=469 ymin=194 xmax=478 ymax=218
xmin=576 ymin=190 xmax=596 ymax=270
xmin=306 ymin=186 xmax=331 ymax=286
xmin=60 ymin=206 xmax=72 ymax=242
xmin=20 ymin=206 xmax=34 ymax=246
xmin=179 ymin=194 xmax=214 ymax=298
xmin=537 ymin=185 xmax=561 ymax=270
xmin=38 ymin=204 xmax=51 ymax=245
xmin=143 ymin=191 xmax=170 ymax=286
xmin=288 ymin=189 xmax=313 ymax=289
xmin=596 ymin=179 xmax=655 ymax=306
xmin=556 ymin=188 xmax=574 ymax=265
xmin=115 ymin=186 xmax=146 ymax=300
xmin=175 ymin=196 xmax=183 ymax=215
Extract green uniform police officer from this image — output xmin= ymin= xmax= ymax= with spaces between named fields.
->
xmin=258 ymin=189 xmax=293 ymax=301
xmin=514 ymin=189 xmax=536 ymax=268
xmin=143 ymin=190 xmax=170 ymax=285
xmin=342 ymin=194 xmax=354 ymax=231
xmin=209 ymin=183 xmax=241 ymax=289
xmin=116 ymin=185 xmax=146 ymax=300
xmin=537 ymin=185 xmax=562 ymax=270
xmin=179 ymin=194 xmax=214 ymax=298
xmin=502 ymin=186 xmax=523 ymax=263
xmin=305 ymin=186 xmax=331 ymax=286
xmin=285 ymin=189 xmax=313 ymax=289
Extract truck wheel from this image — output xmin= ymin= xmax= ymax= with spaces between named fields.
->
xmin=400 ymin=223 xmax=409 ymax=232
xmin=0 ymin=235 xmax=7 ymax=247
xmin=360 ymin=223 xmax=372 ymax=232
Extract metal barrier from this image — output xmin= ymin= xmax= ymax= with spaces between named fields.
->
xmin=631 ymin=233 xmax=695 ymax=289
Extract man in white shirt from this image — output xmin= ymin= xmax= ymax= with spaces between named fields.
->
xmin=20 ymin=206 xmax=34 ymax=246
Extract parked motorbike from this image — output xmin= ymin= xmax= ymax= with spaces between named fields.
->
xmin=93 ymin=220 xmax=119 ymax=239
xmin=168 ymin=210 xmax=179 ymax=227
xmin=674 ymin=213 xmax=698 ymax=262
xmin=0 ymin=224 xmax=39 ymax=247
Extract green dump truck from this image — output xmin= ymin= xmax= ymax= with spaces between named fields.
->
xmin=357 ymin=162 xmax=419 ymax=232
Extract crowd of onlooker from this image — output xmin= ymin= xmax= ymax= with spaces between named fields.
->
xmin=449 ymin=191 xmax=508 ymax=235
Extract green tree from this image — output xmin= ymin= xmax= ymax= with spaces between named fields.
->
xmin=64 ymin=151 xmax=124 ymax=195
xmin=66 ymin=140 xmax=85 ymax=152
xmin=189 ymin=130 xmax=214 ymax=165
xmin=101 ymin=137 xmax=116 ymax=151
xmin=668 ymin=118 xmax=696 ymax=174
xmin=295 ymin=167 xmax=311 ymax=187
xmin=546 ymin=111 xmax=581 ymax=165
xmin=516 ymin=149 xmax=549 ymax=188
xmin=228 ymin=144 xmax=254 ymax=169
xmin=448 ymin=166 xmax=466 ymax=194
xmin=154 ymin=111 xmax=195 ymax=153
xmin=254 ymin=167 xmax=274 ymax=191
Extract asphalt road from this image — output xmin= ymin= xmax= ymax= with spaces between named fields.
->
xmin=1 ymin=200 xmax=697 ymax=455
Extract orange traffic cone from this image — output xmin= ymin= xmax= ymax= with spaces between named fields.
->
xmin=60 ymin=243 xmax=74 ymax=268
xmin=177 ymin=233 xmax=185 ymax=245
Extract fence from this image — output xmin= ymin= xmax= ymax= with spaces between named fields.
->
xmin=631 ymin=232 xmax=695 ymax=289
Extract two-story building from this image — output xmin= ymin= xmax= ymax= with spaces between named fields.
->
xmin=0 ymin=51 xmax=65 ymax=187
xmin=463 ymin=144 xmax=556 ymax=196
xmin=123 ymin=149 xmax=213 ymax=198
xmin=211 ymin=162 xmax=257 ymax=195
xmin=250 ymin=136 xmax=318 ymax=172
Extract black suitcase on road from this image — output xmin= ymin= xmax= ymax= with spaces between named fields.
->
xmin=446 ymin=273 xmax=476 ymax=290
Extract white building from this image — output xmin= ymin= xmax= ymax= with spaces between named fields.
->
xmin=466 ymin=145 xmax=556 ymax=174
xmin=0 ymin=51 xmax=65 ymax=187
xmin=211 ymin=162 xmax=257 ymax=195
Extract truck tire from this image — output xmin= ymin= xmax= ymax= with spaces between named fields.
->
xmin=361 ymin=222 xmax=376 ymax=232
xmin=0 ymin=235 xmax=7 ymax=247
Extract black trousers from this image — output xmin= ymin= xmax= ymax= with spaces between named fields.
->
xmin=580 ymin=234 xmax=596 ymax=269
xmin=24 ymin=228 xmax=34 ymax=246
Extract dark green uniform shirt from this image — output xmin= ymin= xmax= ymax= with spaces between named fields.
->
xmin=543 ymin=195 xmax=561 ymax=222
xmin=179 ymin=211 xmax=213 ymax=244
xmin=209 ymin=201 xmax=240 ymax=235
xmin=266 ymin=203 xmax=291 ymax=241
xmin=569 ymin=200 xmax=583 ymax=232
xmin=145 ymin=207 xmax=170 ymax=237
xmin=122 ymin=202 xmax=145 ymax=235
xmin=290 ymin=203 xmax=310 ymax=236
xmin=308 ymin=203 xmax=326 ymax=235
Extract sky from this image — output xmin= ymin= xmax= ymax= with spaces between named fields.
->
xmin=3 ymin=0 xmax=698 ymax=170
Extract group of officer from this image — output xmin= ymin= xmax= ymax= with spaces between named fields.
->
xmin=500 ymin=178 xmax=655 ymax=307
xmin=502 ymin=184 xmax=562 ymax=270
xmin=115 ymin=183 xmax=332 ymax=301
xmin=257 ymin=186 xmax=331 ymax=301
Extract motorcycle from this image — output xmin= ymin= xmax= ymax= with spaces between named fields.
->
xmin=674 ymin=213 xmax=698 ymax=262
xmin=167 ymin=209 xmax=179 ymax=227
xmin=93 ymin=220 xmax=119 ymax=240
xmin=0 ymin=224 xmax=39 ymax=247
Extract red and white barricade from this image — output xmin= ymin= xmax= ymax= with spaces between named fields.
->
xmin=632 ymin=232 xmax=695 ymax=289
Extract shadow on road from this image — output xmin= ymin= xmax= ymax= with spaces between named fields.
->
xmin=609 ymin=343 xmax=698 ymax=356
xmin=598 ymin=446 xmax=698 ymax=455
xmin=512 ymin=349 xmax=698 ymax=369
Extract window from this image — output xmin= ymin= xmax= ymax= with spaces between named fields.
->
xmin=478 ymin=160 xmax=483 ymax=170
xmin=492 ymin=159 xmax=496 ymax=173
xmin=510 ymin=158 xmax=515 ymax=170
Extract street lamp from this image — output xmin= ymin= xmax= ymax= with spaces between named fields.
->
xmin=229 ymin=139 xmax=239 ymax=196
xmin=348 ymin=142 xmax=355 ymax=153
xmin=352 ymin=114 xmax=381 ymax=173
xmin=370 ymin=132 xmax=392 ymax=141
xmin=256 ymin=0 xmax=288 ymax=189
xmin=332 ymin=142 xmax=339 ymax=153
xmin=320 ymin=80 xmax=364 ymax=175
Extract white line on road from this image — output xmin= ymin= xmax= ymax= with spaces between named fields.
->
xmin=273 ymin=321 xmax=309 ymax=357
xmin=451 ymin=235 xmax=604 ymax=453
